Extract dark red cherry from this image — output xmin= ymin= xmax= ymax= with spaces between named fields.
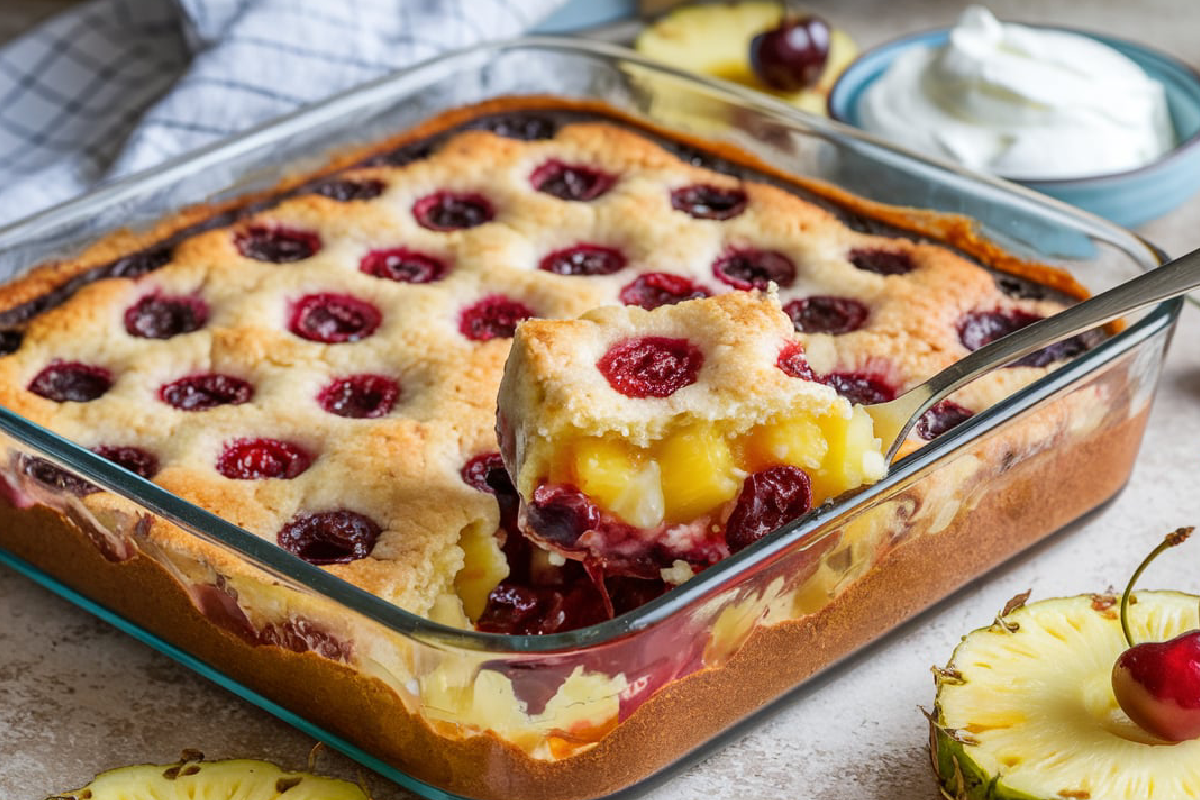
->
xmin=105 ymin=247 xmax=173 ymax=278
xmin=670 ymin=184 xmax=748 ymax=220
xmin=289 ymin=293 xmax=381 ymax=343
xmin=619 ymin=273 xmax=711 ymax=310
xmin=94 ymin=445 xmax=159 ymax=479
xmin=359 ymin=248 xmax=447 ymax=284
xmin=412 ymin=191 xmax=494 ymax=231
xmin=776 ymin=342 xmax=815 ymax=380
xmin=259 ymin=619 xmax=349 ymax=660
xmin=124 ymin=293 xmax=209 ymax=339
xmin=538 ymin=244 xmax=627 ymax=277
xmin=28 ymin=362 xmax=112 ymax=403
xmin=277 ymin=510 xmax=381 ymax=564
xmin=234 ymin=225 xmax=321 ymax=263
xmin=784 ymin=296 xmax=868 ymax=334
xmin=713 ymin=248 xmax=796 ymax=290
xmin=317 ymin=374 xmax=399 ymax=419
xmin=848 ymin=248 xmax=916 ymax=276
xmin=749 ymin=15 xmax=831 ymax=92
xmin=461 ymin=452 xmax=511 ymax=495
xmin=530 ymin=160 xmax=615 ymax=202
xmin=312 ymin=178 xmax=386 ymax=202
xmin=217 ymin=438 xmax=311 ymax=480
xmin=459 ymin=295 xmax=534 ymax=342
xmin=480 ymin=114 xmax=558 ymax=140
xmin=160 ymin=373 xmax=253 ymax=410
xmin=726 ymin=466 xmax=812 ymax=553
xmin=527 ymin=484 xmax=602 ymax=548
xmin=598 ymin=337 xmax=703 ymax=398
xmin=957 ymin=309 xmax=1043 ymax=351
xmin=916 ymin=401 xmax=973 ymax=440
xmin=22 ymin=456 xmax=99 ymax=496
xmin=0 ymin=329 xmax=23 ymax=355
xmin=820 ymin=372 xmax=896 ymax=404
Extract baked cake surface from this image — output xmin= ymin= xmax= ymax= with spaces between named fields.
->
xmin=0 ymin=106 xmax=1094 ymax=626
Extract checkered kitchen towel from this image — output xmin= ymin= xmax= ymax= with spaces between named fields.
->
xmin=0 ymin=0 xmax=567 ymax=226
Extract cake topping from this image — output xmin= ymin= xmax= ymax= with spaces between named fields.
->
xmin=916 ymin=400 xmax=974 ymax=440
xmin=160 ymin=374 xmax=253 ymax=410
xmin=317 ymin=375 xmax=399 ymax=419
xmin=598 ymin=336 xmax=703 ymax=398
xmin=289 ymin=293 xmax=381 ymax=343
xmin=776 ymin=342 xmax=815 ymax=380
xmin=217 ymin=438 xmax=312 ymax=480
xmin=820 ymin=372 xmax=897 ymax=404
xmin=538 ymin=244 xmax=627 ymax=277
xmin=360 ymin=248 xmax=448 ymax=284
xmin=848 ymin=247 xmax=915 ymax=276
xmin=530 ymin=160 xmax=616 ymax=202
xmin=312 ymin=178 xmax=386 ymax=202
xmin=459 ymin=295 xmax=535 ymax=342
xmin=28 ymin=362 xmax=112 ymax=403
xmin=784 ymin=296 xmax=868 ymax=333
xmin=277 ymin=510 xmax=381 ymax=564
xmin=619 ymin=273 xmax=710 ymax=310
xmin=412 ymin=191 xmax=494 ymax=231
xmin=124 ymin=293 xmax=210 ymax=339
xmin=95 ymin=445 xmax=160 ymax=479
xmin=670 ymin=184 xmax=748 ymax=220
xmin=726 ymin=466 xmax=813 ymax=553
xmin=713 ymin=248 xmax=796 ymax=290
xmin=234 ymin=225 xmax=321 ymax=263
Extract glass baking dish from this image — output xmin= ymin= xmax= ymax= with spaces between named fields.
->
xmin=0 ymin=38 xmax=1180 ymax=800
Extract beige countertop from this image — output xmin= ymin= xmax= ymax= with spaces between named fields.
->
xmin=2 ymin=2 xmax=1199 ymax=798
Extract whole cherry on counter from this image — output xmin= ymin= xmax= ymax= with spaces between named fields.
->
xmin=749 ymin=8 xmax=831 ymax=92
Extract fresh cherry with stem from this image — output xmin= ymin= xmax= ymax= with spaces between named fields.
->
xmin=1111 ymin=526 xmax=1200 ymax=742
xmin=748 ymin=1 xmax=831 ymax=92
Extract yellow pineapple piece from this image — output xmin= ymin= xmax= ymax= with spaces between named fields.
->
xmin=568 ymin=438 xmax=665 ymax=528
xmin=744 ymin=414 xmax=828 ymax=473
xmin=810 ymin=406 xmax=886 ymax=504
xmin=453 ymin=521 xmax=509 ymax=622
xmin=657 ymin=424 xmax=742 ymax=524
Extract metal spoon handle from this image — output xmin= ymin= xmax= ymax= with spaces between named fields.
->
xmin=874 ymin=246 xmax=1200 ymax=462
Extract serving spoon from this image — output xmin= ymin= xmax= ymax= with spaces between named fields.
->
xmin=868 ymin=248 xmax=1200 ymax=464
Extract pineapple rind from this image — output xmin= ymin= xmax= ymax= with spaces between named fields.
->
xmin=47 ymin=758 xmax=369 ymax=800
xmin=932 ymin=592 xmax=1200 ymax=800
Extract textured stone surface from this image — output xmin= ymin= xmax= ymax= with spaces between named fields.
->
xmin=3 ymin=1 xmax=1200 ymax=798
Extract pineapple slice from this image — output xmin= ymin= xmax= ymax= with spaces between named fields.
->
xmin=931 ymin=592 xmax=1200 ymax=800
xmin=635 ymin=1 xmax=857 ymax=115
xmin=46 ymin=756 xmax=369 ymax=800
xmin=658 ymin=423 xmax=742 ymax=524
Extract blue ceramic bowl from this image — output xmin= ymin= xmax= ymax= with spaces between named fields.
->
xmin=828 ymin=28 xmax=1200 ymax=228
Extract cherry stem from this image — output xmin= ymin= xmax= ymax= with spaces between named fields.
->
xmin=1119 ymin=526 xmax=1194 ymax=648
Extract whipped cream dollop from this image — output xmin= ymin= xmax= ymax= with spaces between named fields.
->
xmin=858 ymin=7 xmax=1174 ymax=179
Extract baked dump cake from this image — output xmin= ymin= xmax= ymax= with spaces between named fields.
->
xmin=0 ymin=98 xmax=1138 ymax=798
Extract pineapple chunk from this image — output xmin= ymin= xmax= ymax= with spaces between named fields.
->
xmin=810 ymin=406 xmax=886 ymax=504
xmin=454 ymin=521 xmax=509 ymax=622
xmin=745 ymin=414 xmax=828 ymax=473
xmin=569 ymin=438 xmax=666 ymax=528
xmin=658 ymin=424 xmax=742 ymax=524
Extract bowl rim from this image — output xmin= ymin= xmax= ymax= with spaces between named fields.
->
xmin=826 ymin=22 xmax=1200 ymax=187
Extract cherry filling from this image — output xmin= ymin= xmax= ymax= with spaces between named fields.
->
xmin=94 ymin=445 xmax=159 ymax=479
xmin=0 ymin=330 xmax=22 ymax=355
xmin=957 ymin=309 xmax=1093 ymax=367
xmin=618 ymin=273 xmax=710 ymax=310
xmin=312 ymin=178 xmax=386 ymax=202
xmin=160 ymin=373 xmax=254 ymax=410
xmin=784 ymin=296 xmax=868 ymax=334
xmin=776 ymin=342 xmax=815 ymax=381
xmin=412 ymin=191 xmax=494 ymax=231
xmin=234 ymin=225 xmax=321 ymax=263
xmin=712 ymin=248 xmax=796 ymax=290
xmin=529 ymin=160 xmax=615 ymax=202
xmin=726 ymin=466 xmax=813 ymax=553
xmin=479 ymin=114 xmax=557 ymax=141
xmin=124 ymin=293 xmax=209 ymax=339
xmin=670 ymin=184 xmax=748 ymax=220
xmin=461 ymin=452 xmax=510 ymax=495
xmin=458 ymin=295 xmax=535 ymax=342
xmin=22 ymin=456 xmax=99 ymax=496
xmin=359 ymin=248 xmax=448 ymax=284
xmin=317 ymin=374 xmax=399 ymax=419
xmin=289 ymin=293 xmax=381 ymax=343
xmin=848 ymin=247 xmax=916 ymax=276
xmin=598 ymin=336 xmax=703 ymax=398
xmin=28 ymin=362 xmax=112 ymax=403
xmin=916 ymin=400 xmax=974 ymax=440
xmin=538 ymin=244 xmax=627 ymax=277
xmin=277 ymin=510 xmax=381 ymax=565
xmin=526 ymin=485 xmax=603 ymax=550
xmin=259 ymin=619 xmax=350 ymax=661
xmin=217 ymin=438 xmax=311 ymax=480
xmin=819 ymin=372 xmax=897 ymax=405
xmin=107 ymin=247 xmax=173 ymax=279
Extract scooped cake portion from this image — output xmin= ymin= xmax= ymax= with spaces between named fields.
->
xmin=497 ymin=291 xmax=886 ymax=586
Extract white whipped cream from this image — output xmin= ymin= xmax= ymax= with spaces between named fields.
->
xmin=857 ymin=6 xmax=1174 ymax=179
